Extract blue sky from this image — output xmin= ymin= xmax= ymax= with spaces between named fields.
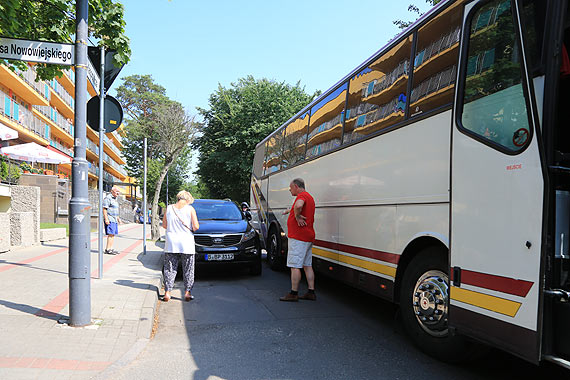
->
xmin=112 ymin=0 xmax=433 ymax=115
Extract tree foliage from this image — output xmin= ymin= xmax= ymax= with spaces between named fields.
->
xmin=196 ymin=76 xmax=319 ymax=202
xmin=0 ymin=0 xmax=130 ymax=80
xmin=393 ymin=0 xmax=442 ymax=30
xmin=116 ymin=75 xmax=199 ymax=239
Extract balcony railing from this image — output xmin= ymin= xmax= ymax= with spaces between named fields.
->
xmin=32 ymin=104 xmax=73 ymax=135
xmin=48 ymin=79 xmax=74 ymax=110
xmin=88 ymin=163 xmax=98 ymax=176
xmin=50 ymin=140 xmax=73 ymax=157
xmin=64 ymin=68 xmax=75 ymax=82
xmin=102 ymin=152 xmax=128 ymax=177
xmin=105 ymin=137 xmax=123 ymax=159
xmin=14 ymin=66 xmax=50 ymax=101
xmin=87 ymin=139 xmax=99 ymax=155
xmin=0 ymin=89 xmax=49 ymax=140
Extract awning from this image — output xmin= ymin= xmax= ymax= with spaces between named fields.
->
xmin=0 ymin=142 xmax=72 ymax=164
xmin=0 ymin=122 xmax=18 ymax=140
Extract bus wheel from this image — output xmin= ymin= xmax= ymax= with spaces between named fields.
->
xmin=400 ymin=247 xmax=473 ymax=362
xmin=267 ymin=229 xmax=282 ymax=271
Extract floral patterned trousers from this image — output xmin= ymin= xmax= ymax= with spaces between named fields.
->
xmin=163 ymin=253 xmax=195 ymax=292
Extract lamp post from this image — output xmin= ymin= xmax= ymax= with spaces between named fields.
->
xmin=68 ymin=0 xmax=91 ymax=326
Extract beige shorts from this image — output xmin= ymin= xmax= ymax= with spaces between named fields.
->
xmin=286 ymin=238 xmax=313 ymax=268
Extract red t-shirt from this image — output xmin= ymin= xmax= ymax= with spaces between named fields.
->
xmin=287 ymin=191 xmax=315 ymax=242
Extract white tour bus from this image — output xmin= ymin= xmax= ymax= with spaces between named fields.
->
xmin=250 ymin=0 xmax=570 ymax=367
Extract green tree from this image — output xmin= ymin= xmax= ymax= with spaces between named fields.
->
xmin=196 ymin=76 xmax=318 ymax=201
xmin=116 ymin=75 xmax=199 ymax=239
xmin=393 ymin=0 xmax=442 ymax=29
xmin=0 ymin=0 xmax=130 ymax=80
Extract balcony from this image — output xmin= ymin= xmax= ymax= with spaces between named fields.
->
xmin=50 ymin=140 xmax=73 ymax=158
xmin=0 ymin=88 xmax=49 ymax=143
xmin=58 ymin=68 xmax=75 ymax=96
xmin=0 ymin=65 xmax=50 ymax=106
xmin=32 ymin=104 xmax=73 ymax=144
xmin=48 ymin=79 xmax=74 ymax=120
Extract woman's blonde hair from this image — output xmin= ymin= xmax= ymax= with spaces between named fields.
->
xmin=176 ymin=190 xmax=194 ymax=204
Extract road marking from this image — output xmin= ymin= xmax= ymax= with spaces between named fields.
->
xmin=0 ymin=224 xmax=141 ymax=273
xmin=0 ymin=356 xmax=111 ymax=371
xmin=35 ymin=238 xmax=144 ymax=317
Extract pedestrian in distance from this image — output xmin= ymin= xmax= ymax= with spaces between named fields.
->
xmin=162 ymin=190 xmax=200 ymax=302
xmin=103 ymin=186 xmax=121 ymax=255
xmin=280 ymin=178 xmax=317 ymax=302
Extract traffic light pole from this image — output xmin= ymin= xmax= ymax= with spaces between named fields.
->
xmin=98 ymin=45 xmax=105 ymax=279
xmin=69 ymin=0 xmax=91 ymax=326
xmin=143 ymin=137 xmax=147 ymax=254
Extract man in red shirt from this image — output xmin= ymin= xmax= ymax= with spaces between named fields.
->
xmin=280 ymin=178 xmax=316 ymax=302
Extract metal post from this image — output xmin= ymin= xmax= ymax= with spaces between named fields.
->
xmin=143 ymin=137 xmax=147 ymax=254
xmin=166 ymin=171 xmax=168 ymax=206
xmin=69 ymin=0 xmax=91 ymax=326
xmin=98 ymin=45 xmax=105 ymax=279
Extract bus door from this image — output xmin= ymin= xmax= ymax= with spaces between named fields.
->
xmin=450 ymin=0 xmax=543 ymax=362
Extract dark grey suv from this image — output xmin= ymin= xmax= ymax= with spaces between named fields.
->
xmin=193 ymin=199 xmax=261 ymax=275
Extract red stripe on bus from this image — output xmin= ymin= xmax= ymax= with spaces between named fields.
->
xmin=314 ymin=239 xmax=400 ymax=264
xmin=460 ymin=269 xmax=534 ymax=297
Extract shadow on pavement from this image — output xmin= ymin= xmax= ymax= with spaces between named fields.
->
xmin=114 ymin=279 xmax=160 ymax=295
xmin=0 ymin=260 xmax=67 ymax=275
xmin=0 ymin=299 xmax=63 ymax=321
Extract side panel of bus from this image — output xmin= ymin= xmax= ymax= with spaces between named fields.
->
xmin=264 ymin=110 xmax=451 ymax=300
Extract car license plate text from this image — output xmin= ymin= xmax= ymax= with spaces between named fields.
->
xmin=205 ymin=253 xmax=234 ymax=261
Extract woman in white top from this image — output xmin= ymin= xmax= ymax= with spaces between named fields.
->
xmin=162 ymin=190 xmax=200 ymax=302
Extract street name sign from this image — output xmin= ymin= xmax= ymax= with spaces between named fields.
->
xmin=0 ymin=36 xmax=74 ymax=65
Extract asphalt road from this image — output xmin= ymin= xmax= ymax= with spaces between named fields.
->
xmin=113 ymin=258 xmax=569 ymax=380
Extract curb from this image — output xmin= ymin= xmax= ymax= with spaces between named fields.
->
xmin=136 ymin=274 xmax=162 ymax=339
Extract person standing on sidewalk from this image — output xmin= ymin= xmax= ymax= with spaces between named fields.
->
xmin=103 ymin=186 xmax=121 ymax=255
xmin=280 ymin=178 xmax=316 ymax=302
xmin=162 ymin=190 xmax=200 ymax=302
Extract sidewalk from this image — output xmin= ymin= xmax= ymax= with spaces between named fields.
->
xmin=0 ymin=223 xmax=164 ymax=379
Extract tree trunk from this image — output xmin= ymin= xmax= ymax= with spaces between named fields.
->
xmin=150 ymin=152 xmax=183 ymax=240
xmin=150 ymin=163 xmax=171 ymax=240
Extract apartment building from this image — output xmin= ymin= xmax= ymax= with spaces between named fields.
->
xmin=0 ymin=62 xmax=128 ymax=190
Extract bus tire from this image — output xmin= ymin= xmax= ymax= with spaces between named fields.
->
xmin=267 ymin=228 xmax=284 ymax=271
xmin=400 ymin=247 xmax=474 ymax=363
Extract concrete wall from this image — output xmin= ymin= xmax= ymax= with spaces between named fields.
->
xmin=0 ymin=184 xmax=11 ymax=212
xmin=18 ymin=174 xmax=61 ymax=224
xmin=11 ymin=185 xmax=40 ymax=245
xmin=0 ymin=212 xmax=10 ymax=252
xmin=10 ymin=211 xmax=34 ymax=246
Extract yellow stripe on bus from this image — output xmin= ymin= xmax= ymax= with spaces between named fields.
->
xmin=450 ymin=286 xmax=522 ymax=317
xmin=312 ymin=247 xmax=397 ymax=278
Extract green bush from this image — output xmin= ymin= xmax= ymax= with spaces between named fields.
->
xmin=19 ymin=162 xmax=31 ymax=172
xmin=0 ymin=161 xmax=8 ymax=180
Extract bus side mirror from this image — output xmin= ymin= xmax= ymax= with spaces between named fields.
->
xmin=245 ymin=211 xmax=252 ymax=221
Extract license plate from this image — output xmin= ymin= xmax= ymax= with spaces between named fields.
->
xmin=205 ymin=253 xmax=234 ymax=261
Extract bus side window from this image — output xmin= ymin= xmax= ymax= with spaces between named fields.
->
xmin=264 ymin=129 xmax=284 ymax=175
xmin=306 ymin=83 xmax=347 ymax=158
xmin=459 ymin=0 xmax=531 ymax=153
xmin=252 ymin=142 xmax=265 ymax=178
xmin=343 ymin=36 xmax=411 ymax=145
xmin=282 ymin=112 xmax=309 ymax=169
xmin=410 ymin=1 xmax=462 ymax=117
